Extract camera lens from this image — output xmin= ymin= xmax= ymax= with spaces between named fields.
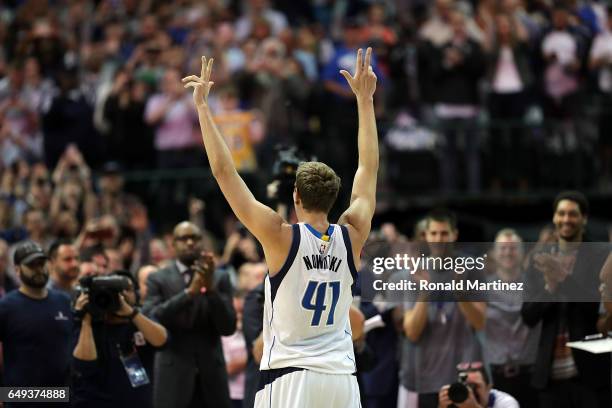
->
xmin=447 ymin=382 xmax=469 ymax=403
xmin=93 ymin=290 xmax=113 ymax=310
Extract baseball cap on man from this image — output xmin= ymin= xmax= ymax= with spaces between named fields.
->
xmin=101 ymin=161 xmax=122 ymax=175
xmin=13 ymin=241 xmax=48 ymax=265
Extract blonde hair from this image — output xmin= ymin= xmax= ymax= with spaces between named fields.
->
xmin=295 ymin=162 xmax=341 ymax=213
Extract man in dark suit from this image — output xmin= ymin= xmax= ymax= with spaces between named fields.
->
xmin=242 ymin=282 xmax=264 ymax=408
xmin=522 ymin=191 xmax=611 ymax=408
xmin=143 ymin=221 xmax=236 ymax=408
xmin=359 ymin=302 xmax=399 ymax=408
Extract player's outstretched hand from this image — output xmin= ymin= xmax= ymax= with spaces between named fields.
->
xmin=182 ymin=56 xmax=215 ymax=108
xmin=340 ymin=47 xmax=377 ymax=100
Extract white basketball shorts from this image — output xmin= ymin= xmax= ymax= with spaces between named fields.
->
xmin=254 ymin=368 xmax=361 ymax=408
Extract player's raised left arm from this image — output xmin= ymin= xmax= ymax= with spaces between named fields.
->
xmin=182 ymin=57 xmax=287 ymax=247
xmin=338 ymin=48 xmax=379 ymax=254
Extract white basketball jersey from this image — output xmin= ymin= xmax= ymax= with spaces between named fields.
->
xmin=260 ymin=223 xmax=358 ymax=374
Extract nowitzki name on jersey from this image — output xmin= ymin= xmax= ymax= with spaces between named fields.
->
xmin=373 ymin=279 xmax=524 ymax=291
xmin=302 ymin=253 xmax=343 ymax=272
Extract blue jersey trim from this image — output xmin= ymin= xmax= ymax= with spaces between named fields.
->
xmin=304 ymin=223 xmax=334 ymax=240
xmin=340 ymin=225 xmax=359 ymax=285
xmin=488 ymin=392 xmax=496 ymax=407
xmin=346 ymin=354 xmax=357 ymax=373
xmin=269 ymin=224 xmax=301 ymax=303
xmin=267 ymin=335 xmax=276 ymax=369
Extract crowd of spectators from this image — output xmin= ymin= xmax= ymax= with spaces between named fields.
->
xmin=1 ymin=190 xmax=612 ymax=408
xmin=2 ymin=1 xmax=612 ymax=407
xmin=1 ymin=0 xmax=612 ymax=198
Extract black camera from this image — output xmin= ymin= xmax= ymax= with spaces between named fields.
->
xmin=447 ymin=371 xmax=476 ymax=407
xmin=78 ymin=275 xmax=130 ymax=317
xmin=272 ymin=146 xmax=313 ymax=206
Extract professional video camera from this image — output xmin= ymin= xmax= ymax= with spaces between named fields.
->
xmin=78 ymin=275 xmax=130 ymax=317
xmin=271 ymin=146 xmax=311 ymax=206
xmin=272 ymin=146 xmax=304 ymax=205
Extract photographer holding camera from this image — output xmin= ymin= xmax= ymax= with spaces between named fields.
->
xmin=438 ymin=363 xmax=518 ymax=408
xmin=71 ymin=271 xmax=167 ymax=408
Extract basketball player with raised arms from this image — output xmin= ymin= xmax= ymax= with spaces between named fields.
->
xmin=183 ymin=47 xmax=378 ymax=407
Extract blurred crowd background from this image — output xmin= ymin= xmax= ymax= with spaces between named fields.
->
xmin=2 ymin=1 xmax=612 ymax=408
xmin=2 ymin=0 xmax=612 ymax=240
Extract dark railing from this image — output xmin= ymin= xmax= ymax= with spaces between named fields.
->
xmin=111 ymin=115 xmax=611 ymax=236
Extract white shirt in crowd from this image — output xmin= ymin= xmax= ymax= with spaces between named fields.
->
xmin=489 ymin=388 xmax=520 ymax=408
xmin=221 ymin=331 xmax=247 ymax=401
xmin=542 ymin=31 xmax=577 ymax=66
xmin=493 ymin=46 xmax=524 ymax=94
xmin=396 ymin=386 xmax=519 ymax=408
xmin=541 ymin=31 xmax=579 ymax=99
xmin=590 ymin=31 xmax=612 ymax=92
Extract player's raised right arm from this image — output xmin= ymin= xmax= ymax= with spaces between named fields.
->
xmin=338 ymin=48 xmax=379 ymax=254
xmin=183 ymin=57 xmax=288 ymax=247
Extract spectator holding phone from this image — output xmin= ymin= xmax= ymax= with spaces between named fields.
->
xmin=49 ymin=145 xmax=97 ymax=228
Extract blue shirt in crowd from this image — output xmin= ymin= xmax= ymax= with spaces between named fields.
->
xmin=0 ymin=289 xmax=73 ymax=387
xmin=321 ymin=45 xmax=384 ymax=100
